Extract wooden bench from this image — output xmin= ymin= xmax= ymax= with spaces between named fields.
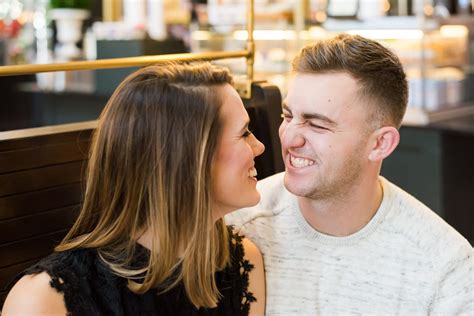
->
xmin=0 ymin=121 xmax=96 ymax=303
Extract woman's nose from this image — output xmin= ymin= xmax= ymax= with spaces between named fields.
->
xmin=251 ymin=135 xmax=265 ymax=157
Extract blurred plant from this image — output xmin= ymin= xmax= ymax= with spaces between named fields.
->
xmin=49 ymin=0 xmax=91 ymax=10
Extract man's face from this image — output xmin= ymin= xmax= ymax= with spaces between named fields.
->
xmin=279 ymin=72 xmax=373 ymax=200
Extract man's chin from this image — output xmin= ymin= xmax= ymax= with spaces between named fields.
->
xmin=283 ymin=173 xmax=314 ymax=197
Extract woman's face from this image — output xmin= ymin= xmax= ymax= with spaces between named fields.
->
xmin=212 ymin=84 xmax=265 ymax=219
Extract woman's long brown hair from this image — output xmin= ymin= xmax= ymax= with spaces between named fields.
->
xmin=55 ymin=62 xmax=234 ymax=308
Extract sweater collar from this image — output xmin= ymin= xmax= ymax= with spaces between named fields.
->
xmin=290 ymin=177 xmax=393 ymax=245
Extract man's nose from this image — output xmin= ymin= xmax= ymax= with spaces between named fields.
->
xmin=279 ymin=122 xmax=305 ymax=149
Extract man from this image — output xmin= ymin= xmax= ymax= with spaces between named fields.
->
xmin=226 ymin=34 xmax=473 ymax=314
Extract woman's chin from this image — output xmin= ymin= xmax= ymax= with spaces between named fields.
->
xmin=243 ymin=192 xmax=261 ymax=208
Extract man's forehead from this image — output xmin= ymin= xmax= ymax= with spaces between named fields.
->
xmin=287 ymin=73 xmax=359 ymax=102
xmin=291 ymin=71 xmax=357 ymax=84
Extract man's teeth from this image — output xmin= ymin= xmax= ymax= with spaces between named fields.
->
xmin=249 ymin=167 xmax=257 ymax=177
xmin=290 ymin=155 xmax=315 ymax=168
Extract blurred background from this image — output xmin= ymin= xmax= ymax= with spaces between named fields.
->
xmin=1 ymin=0 xmax=473 ymax=128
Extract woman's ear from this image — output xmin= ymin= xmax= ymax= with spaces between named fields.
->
xmin=368 ymin=126 xmax=400 ymax=162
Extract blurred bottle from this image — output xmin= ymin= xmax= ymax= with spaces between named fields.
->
xmin=358 ymin=0 xmax=386 ymax=20
xmin=123 ymin=0 xmax=146 ymax=29
xmin=34 ymin=0 xmax=54 ymax=90
xmin=34 ymin=0 xmax=52 ymax=64
xmin=147 ymin=0 xmax=166 ymax=40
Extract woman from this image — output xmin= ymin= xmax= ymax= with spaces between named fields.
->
xmin=3 ymin=62 xmax=265 ymax=315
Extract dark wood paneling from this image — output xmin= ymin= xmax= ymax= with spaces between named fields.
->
xmin=0 ymin=205 xmax=80 ymax=244
xmin=0 ymin=161 xmax=86 ymax=197
xmin=0 ymin=140 xmax=90 ymax=174
xmin=0 ymin=128 xmax=93 ymax=152
xmin=0 ymin=258 xmax=40 ymax=291
xmin=1 ymin=290 xmax=8 ymax=308
xmin=0 ymin=123 xmax=94 ymax=308
xmin=0 ymin=183 xmax=82 ymax=221
xmin=0 ymin=230 xmax=68 ymax=268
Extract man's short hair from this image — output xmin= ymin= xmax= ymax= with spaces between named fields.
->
xmin=292 ymin=34 xmax=408 ymax=129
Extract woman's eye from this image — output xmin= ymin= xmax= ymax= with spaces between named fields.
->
xmin=242 ymin=129 xmax=253 ymax=137
xmin=281 ymin=113 xmax=292 ymax=121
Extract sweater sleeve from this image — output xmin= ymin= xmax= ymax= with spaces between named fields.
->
xmin=429 ymin=244 xmax=474 ymax=315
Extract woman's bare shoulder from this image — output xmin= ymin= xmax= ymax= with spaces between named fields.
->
xmin=242 ymin=237 xmax=266 ymax=316
xmin=2 ymin=272 xmax=67 ymax=316
xmin=242 ymin=237 xmax=263 ymax=267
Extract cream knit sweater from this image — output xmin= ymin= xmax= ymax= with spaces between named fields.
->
xmin=226 ymin=173 xmax=474 ymax=315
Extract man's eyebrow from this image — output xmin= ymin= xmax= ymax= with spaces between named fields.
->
xmin=302 ymin=112 xmax=337 ymax=127
xmin=282 ymin=103 xmax=337 ymax=127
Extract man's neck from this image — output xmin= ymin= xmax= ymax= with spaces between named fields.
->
xmin=298 ymin=176 xmax=384 ymax=237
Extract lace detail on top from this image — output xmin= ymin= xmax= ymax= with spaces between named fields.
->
xmin=12 ymin=227 xmax=256 ymax=316
xmin=230 ymin=232 xmax=256 ymax=312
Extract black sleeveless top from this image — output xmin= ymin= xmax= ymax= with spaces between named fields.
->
xmin=14 ymin=229 xmax=256 ymax=315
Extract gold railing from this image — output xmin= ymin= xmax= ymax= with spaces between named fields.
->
xmin=0 ymin=51 xmax=250 ymax=76
xmin=0 ymin=0 xmax=255 ymax=84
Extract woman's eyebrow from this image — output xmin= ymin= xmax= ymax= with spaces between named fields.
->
xmin=239 ymin=120 xmax=250 ymax=133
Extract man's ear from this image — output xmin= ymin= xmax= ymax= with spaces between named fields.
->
xmin=368 ymin=126 xmax=400 ymax=162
